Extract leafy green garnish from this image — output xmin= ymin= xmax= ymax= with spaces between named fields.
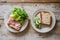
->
xmin=34 ymin=17 xmax=41 ymax=29
xmin=10 ymin=7 xmax=28 ymax=23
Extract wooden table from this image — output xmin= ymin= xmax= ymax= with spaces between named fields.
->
xmin=0 ymin=3 xmax=60 ymax=40
xmin=0 ymin=0 xmax=60 ymax=2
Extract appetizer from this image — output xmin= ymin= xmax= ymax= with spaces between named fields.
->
xmin=7 ymin=8 xmax=28 ymax=31
xmin=34 ymin=11 xmax=51 ymax=29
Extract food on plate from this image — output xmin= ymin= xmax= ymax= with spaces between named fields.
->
xmin=34 ymin=11 xmax=52 ymax=29
xmin=40 ymin=11 xmax=51 ymax=25
xmin=7 ymin=8 xmax=28 ymax=31
xmin=34 ymin=17 xmax=41 ymax=29
xmin=7 ymin=17 xmax=22 ymax=31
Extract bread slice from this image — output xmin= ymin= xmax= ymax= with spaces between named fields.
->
xmin=40 ymin=11 xmax=51 ymax=25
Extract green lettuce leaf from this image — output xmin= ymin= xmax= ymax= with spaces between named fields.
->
xmin=10 ymin=7 xmax=28 ymax=23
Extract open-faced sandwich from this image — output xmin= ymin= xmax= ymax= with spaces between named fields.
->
xmin=7 ymin=8 xmax=28 ymax=31
xmin=34 ymin=11 xmax=52 ymax=29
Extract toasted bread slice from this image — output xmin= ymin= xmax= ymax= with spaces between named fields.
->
xmin=40 ymin=11 xmax=51 ymax=25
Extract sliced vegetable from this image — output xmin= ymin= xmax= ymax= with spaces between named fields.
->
xmin=34 ymin=17 xmax=41 ymax=29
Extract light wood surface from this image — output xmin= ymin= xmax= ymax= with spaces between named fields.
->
xmin=0 ymin=3 xmax=60 ymax=40
xmin=0 ymin=0 xmax=60 ymax=2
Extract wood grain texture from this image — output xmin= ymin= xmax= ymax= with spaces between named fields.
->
xmin=0 ymin=3 xmax=60 ymax=40
xmin=0 ymin=0 xmax=60 ymax=2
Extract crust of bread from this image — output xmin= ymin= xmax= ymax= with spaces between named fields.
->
xmin=40 ymin=12 xmax=42 ymax=24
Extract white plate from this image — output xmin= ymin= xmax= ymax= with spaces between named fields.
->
xmin=31 ymin=9 xmax=56 ymax=33
xmin=4 ymin=8 xmax=29 ymax=33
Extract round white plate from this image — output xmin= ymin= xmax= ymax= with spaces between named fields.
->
xmin=31 ymin=9 xmax=56 ymax=33
xmin=4 ymin=8 xmax=29 ymax=33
